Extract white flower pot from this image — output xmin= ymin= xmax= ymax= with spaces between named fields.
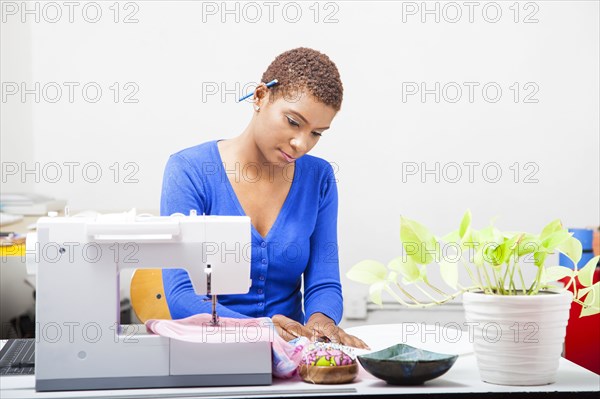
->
xmin=462 ymin=290 xmax=572 ymax=386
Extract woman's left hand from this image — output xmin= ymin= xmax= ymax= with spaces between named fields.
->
xmin=305 ymin=312 xmax=370 ymax=349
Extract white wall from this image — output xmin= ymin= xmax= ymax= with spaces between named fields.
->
xmin=2 ymin=1 xmax=598 ymax=313
xmin=1 ymin=8 xmax=33 ymax=193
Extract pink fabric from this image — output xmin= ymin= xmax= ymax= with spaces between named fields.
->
xmin=145 ymin=315 xmax=309 ymax=378
xmin=146 ymin=315 xmax=274 ymax=343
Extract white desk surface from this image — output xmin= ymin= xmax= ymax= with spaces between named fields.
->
xmin=1 ymin=323 xmax=598 ymax=398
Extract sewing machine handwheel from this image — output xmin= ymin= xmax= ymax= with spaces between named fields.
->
xmin=130 ymin=269 xmax=172 ymax=323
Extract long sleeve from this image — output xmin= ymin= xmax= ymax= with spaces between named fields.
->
xmin=302 ymin=164 xmax=343 ymax=324
xmin=160 ymin=154 xmax=206 ymax=217
xmin=159 ymin=153 xmax=249 ymax=319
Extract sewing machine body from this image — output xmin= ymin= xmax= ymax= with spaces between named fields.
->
xmin=27 ymin=212 xmax=272 ymax=391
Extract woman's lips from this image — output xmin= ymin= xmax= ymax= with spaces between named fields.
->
xmin=280 ymin=150 xmax=296 ymax=163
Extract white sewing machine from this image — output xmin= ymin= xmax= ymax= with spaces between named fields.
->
xmin=26 ymin=209 xmax=272 ymax=392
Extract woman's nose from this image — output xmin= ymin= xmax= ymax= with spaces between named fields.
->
xmin=290 ymin=137 xmax=307 ymax=155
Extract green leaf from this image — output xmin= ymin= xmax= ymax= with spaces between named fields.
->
xmin=486 ymin=246 xmax=503 ymax=266
xmin=402 ymin=265 xmax=426 ymax=285
xmin=580 ymin=304 xmax=600 ymax=317
xmin=479 ymin=225 xmax=504 ymax=247
xmin=580 ymin=282 xmax=600 ymax=317
xmin=542 ymin=283 xmax=560 ymax=290
xmin=583 ymin=283 xmax=599 ymax=305
xmin=577 ymin=256 xmax=600 ymax=287
xmin=480 ymin=226 xmax=504 ymax=266
xmin=369 ymin=281 xmax=387 ymax=305
xmin=387 ymin=271 xmax=399 ymax=283
xmin=503 ymin=231 xmax=520 ymax=239
xmin=533 ymin=251 xmax=548 ymax=267
xmin=541 ymin=230 xmax=572 ymax=250
xmin=540 ymin=219 xmax=563 ymax=240
xmin=439 ymin=259 xmax=459 ymax=289
xmin=517 ymin=234 xmax=542 ymax=257
xmin=462 ymin=229 xmax=480 ymax=249
xmin=557 ymin=236 xmax=583 ymax=268
xmin=387 ymin=256 xmax=420 ymax=283
xmin=442 ymin=229 xmax=460 ymax=244
xmin=400 ymin=216 xmax=437 ymax=264
xmin=542 ymin=266 xmax=573 ymax=284
xmin=577 ymin=286 xmax=592 ymax=299
xmin=495 ymin=233 xmax=523 ymax=264
xmin=459 ymin=210 xmax=472 ymax=239
xmin=347 ymin=260 xmax=387 ymax=285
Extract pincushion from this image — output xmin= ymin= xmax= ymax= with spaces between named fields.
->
xmin=298 ymin=342 xmax=358 ymax=384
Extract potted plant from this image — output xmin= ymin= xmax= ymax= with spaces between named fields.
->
xmin=347 ymin=210 xmax=599 ymax=386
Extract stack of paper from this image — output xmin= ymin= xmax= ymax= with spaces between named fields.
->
xmin=0 ymin=193 xmax=67 ymax=216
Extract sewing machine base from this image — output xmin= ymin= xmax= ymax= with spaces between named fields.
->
xmin=37 ymin=373 xmax=272 ymax=392
xmin=35 ymin=332 xmax=273 ymax=392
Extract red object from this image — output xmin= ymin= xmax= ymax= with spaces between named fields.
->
xmin=561 ymin=267 xmax=600 ymax=374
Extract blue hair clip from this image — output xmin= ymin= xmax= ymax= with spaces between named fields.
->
xmin=238 ymin=79 xmax=278 ymax=102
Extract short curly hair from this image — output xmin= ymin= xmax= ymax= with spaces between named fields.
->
xmin=261 ymin=47 xmax=343 ymax=111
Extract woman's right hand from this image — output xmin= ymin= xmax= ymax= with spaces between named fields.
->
xmin=271 ymin=314 xmax=313 ymax=341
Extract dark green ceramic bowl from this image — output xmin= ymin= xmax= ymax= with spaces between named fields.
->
xmin=357 ymin=344 xmax=458 ymax=385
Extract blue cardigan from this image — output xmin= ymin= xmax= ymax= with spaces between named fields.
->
xmin=160 ymin=140 xmax=343 ymax=324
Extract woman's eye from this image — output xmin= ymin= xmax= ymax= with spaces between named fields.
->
xmin=312 ymin=132 xmax=322 ymax=137
xmin=286 ymin=116 xmax=300 ymax=127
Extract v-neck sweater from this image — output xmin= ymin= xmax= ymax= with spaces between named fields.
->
xmin=159 ymin=140 xmax=343 ymax=324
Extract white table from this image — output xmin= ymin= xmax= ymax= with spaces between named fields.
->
xmin=1 ymin=324 xmax=598 ymax=398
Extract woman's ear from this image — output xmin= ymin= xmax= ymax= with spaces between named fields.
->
xmin=253 ymin=83 xmax=271 ymax=109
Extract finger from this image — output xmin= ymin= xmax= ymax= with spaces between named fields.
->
xmin=351 ymin=338 xmax=370 ymax=350
xmin=338 ymin=332 xmax=370 ymax=350
xmin=273 ymin=315 xmax=313 ymax=340
xmin=273 ymin=323 xmax=292 ymax=341
xmin=274 ymin=323 xmax=302 ymax=341
xmin=284 ymin=321 xmax=313 ymax=339
xmin=322 ymin=333 xmax=339 ymax=344
xmin=345 ymin=333 xmax=369 ymax=349
xmin=272 ymin=315 xmax=298 ymax=340
xmin=310 ymin=322 xmax=339 ymax=341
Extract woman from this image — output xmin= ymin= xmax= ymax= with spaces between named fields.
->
xmin=160 ymin=47 xmax=367 ymax=349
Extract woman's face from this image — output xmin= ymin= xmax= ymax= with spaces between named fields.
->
xmin=252 ymin=87 xmax=337 ymax=166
